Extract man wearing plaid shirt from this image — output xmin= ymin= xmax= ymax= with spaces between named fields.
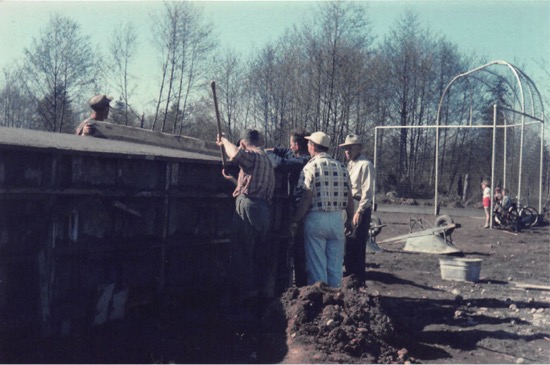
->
xmin=217 ymin=129 xmax=275 ymax=312
xmin=292 ymin=132 xmax=355 ymax=288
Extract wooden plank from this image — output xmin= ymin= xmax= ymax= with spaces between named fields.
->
xmin=378 ymin=223 xmax=459 ymax=243
xmin=514 ymin=282 xmax=550 ymax=291
xmin=87 ymin=121 xmax=221 ymax=157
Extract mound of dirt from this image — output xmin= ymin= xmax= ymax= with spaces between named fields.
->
xmin=281 ymin=278 xmax=415 ymax=364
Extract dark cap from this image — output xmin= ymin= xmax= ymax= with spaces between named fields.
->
xmin=240 ymin=129 xmax=261 ymax=144
xmin=89 ymin=94 xmax=112 ymax=111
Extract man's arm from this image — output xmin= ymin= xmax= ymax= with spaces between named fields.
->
xmin=216 ymin=136 xmax=239 ymax=159
xmin=267 ymin=148 xmax=305 ymax=170
xmin=292 ymin=188 xmax=312 ymax=223
xmin=278 ymin=155 xmax=308 ymax=170
xmin=357 ymin=162 xmax=375 ymax=214
xmin=221 ymin=168 xmax=237 ymax=186
xmin=345 ymin=186 xmax=355 ymax=235
xmin=272 ymin=147 xmax=293 ymax=158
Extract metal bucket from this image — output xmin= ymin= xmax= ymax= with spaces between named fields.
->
xmin=439 ymin=257 xmax=482 ymax=282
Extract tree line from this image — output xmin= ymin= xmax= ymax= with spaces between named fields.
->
xmin=0 ymin=1 xmax=548 ymax=203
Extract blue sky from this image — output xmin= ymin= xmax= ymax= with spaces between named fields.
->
xmin=0 ymin=0 xmax=549 ymax=110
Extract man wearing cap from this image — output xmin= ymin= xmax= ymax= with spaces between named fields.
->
xmin=339 ymin=133 xmax=376 ymax=283
xmin=75 ymin=94 xmax=112 ymax=136
xmin=216 ymin=129 xmax=275 ymax=315
xmin=292 ymin=131 xmax=355 ymax=288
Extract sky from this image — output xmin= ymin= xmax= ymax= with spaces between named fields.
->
xmin=0 ymin=0 xmax=549 ymax=111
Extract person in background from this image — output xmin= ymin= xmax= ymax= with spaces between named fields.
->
xmin=266 ymin=131 xmax=310 ymax=287
xmin=494 ymin=187 xmax=511 ymax=214
xmin=75 ymin=94 xmax=112 ymax=136
xmin=292 ymin=131 xmax=354 ymax=288
xmin=481 ymin=180 xmax=491 ymax=228
xmin=216 ymin=129 xmax=275 ymax=320
xmin=339 ymin=134 xmax=376 ymax=284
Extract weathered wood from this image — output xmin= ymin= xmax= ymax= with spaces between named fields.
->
xmin=0 ymin=126 xmax=291 ymax=338
xmin=514 ymin=282 xmax=550 ymax=291
xmin=84 ymin=121 xmax=221 ymax=157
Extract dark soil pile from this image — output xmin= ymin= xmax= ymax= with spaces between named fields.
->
xmin=281 ymin=278 xmax=415 ymax=364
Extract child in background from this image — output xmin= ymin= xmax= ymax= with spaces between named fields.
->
xmin=481 ymin=180 xmax=491 ymax=228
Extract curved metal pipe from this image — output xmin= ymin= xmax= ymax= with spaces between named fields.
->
xmin=434 ymin=60 xmax=544 ymax=214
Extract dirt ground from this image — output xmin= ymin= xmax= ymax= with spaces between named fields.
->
xmin=280 ymin=209 xmax=550 ymax=364
xmin=357 ymin=210 xmax=550 ymax=364
xmin=3 ymin=209 xmax=549 ymax=364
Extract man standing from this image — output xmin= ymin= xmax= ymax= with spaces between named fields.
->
xmin=292 ymin=132 xmax=354 ymax=288
xmin=75 ymin=94 xmax=112 ymax=136
xmin=267 ymin=131 xmax=310 ymax=287
xmin=339 ymin=134 xmax=376 ymax=283
xmin=216 ymin=129 xmax=275 ymax=311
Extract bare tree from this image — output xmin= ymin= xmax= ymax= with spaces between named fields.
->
xmin=211 ymin=49 xmax=247 ymax=140
xmin=0 ymin=67 xmax=35 ymax=129
xmin=20 ymin=13 xmax=99 ymax=132
xmin=151 ymin=2 xmax=216 ymax=133
xmin=108 ymin=21 xmax=138 ymax=126
xmin=242 ymin=1 xmax=374 ymax=148
xmin=378 ymin=12 xmax=444 ymax=192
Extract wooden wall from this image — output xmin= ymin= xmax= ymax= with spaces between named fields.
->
xmin=0 ymin=128 xmax=291 ymax=338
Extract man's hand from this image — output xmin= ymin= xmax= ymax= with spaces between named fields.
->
xmin=216 ymin=134 xmax=238 ymax=159
xmin=221 ymin=168 xmax=231 ymax=180
xmin=221 ymin=168 xmax=237 ymax=186
xmin=353 ymin=211 xmax=362 ymax=227
xmin=216 ymin=133 xmax=225 ymax=146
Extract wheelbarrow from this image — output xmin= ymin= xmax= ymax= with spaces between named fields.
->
xmin=378 ymin=215 xmax=462 ymax=254
xmin=366 ymin=214 xmax=386 ymax=253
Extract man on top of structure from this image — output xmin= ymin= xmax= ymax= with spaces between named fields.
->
xmin=339 ymin=133 xmax=376 ymax=284
xmin=75 ymin=94 xmax=112 ymax=136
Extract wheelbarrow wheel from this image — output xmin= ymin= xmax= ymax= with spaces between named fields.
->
xmin=434 ymin=215 xmax=455 ymax=238
xmin=370 ymin=214 xmax=383 ymax=237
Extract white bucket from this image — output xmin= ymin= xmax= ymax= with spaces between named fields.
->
xmin=439 ymin=257 xmax=482 ymax=282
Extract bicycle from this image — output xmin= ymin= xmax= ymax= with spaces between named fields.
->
xmin=514 ymin=198 xmax=539 ymax=229
xmin=493 ymin=203 xmax=521 ymax=232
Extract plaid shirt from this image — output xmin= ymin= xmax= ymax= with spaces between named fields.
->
xmin=231 ymin=147 xmax=275 ymax=202
xmin=296 ymin=152 xmax=350 ymax=212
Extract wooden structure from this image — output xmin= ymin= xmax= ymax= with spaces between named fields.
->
xmin=0 ymin=126 xmax=291 ymax=338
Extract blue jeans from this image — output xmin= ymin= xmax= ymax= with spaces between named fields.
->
xmin=303 ymin=211 xmax=345 ymax=288
xmin=230 ymin=195 xmax=272 ymax=297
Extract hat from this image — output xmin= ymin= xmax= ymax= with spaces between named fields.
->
xmin=339 ymin=134 xmax=363 ymax=147
xmin=89 ymin=94 xmax=112 ymax=111
xmin=305 ymin=131 xmax=331 ymax=148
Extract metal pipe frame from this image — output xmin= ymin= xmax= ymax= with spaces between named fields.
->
xmin=434 ymin=61 xmax=545 ymax=214
xmin=371 ymin=61 xmax=545 ymax=214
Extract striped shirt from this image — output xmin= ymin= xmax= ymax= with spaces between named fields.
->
xmin=296 ymin=152 xmax=351 ymax=212
xmin=231 ymin=147 xmax=275 ymax=202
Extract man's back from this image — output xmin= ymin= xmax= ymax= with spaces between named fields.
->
xmin=232 ymin=147 xmax=275 ymax=202
xmin=299 ymin=152 xmax=350 ymax=212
